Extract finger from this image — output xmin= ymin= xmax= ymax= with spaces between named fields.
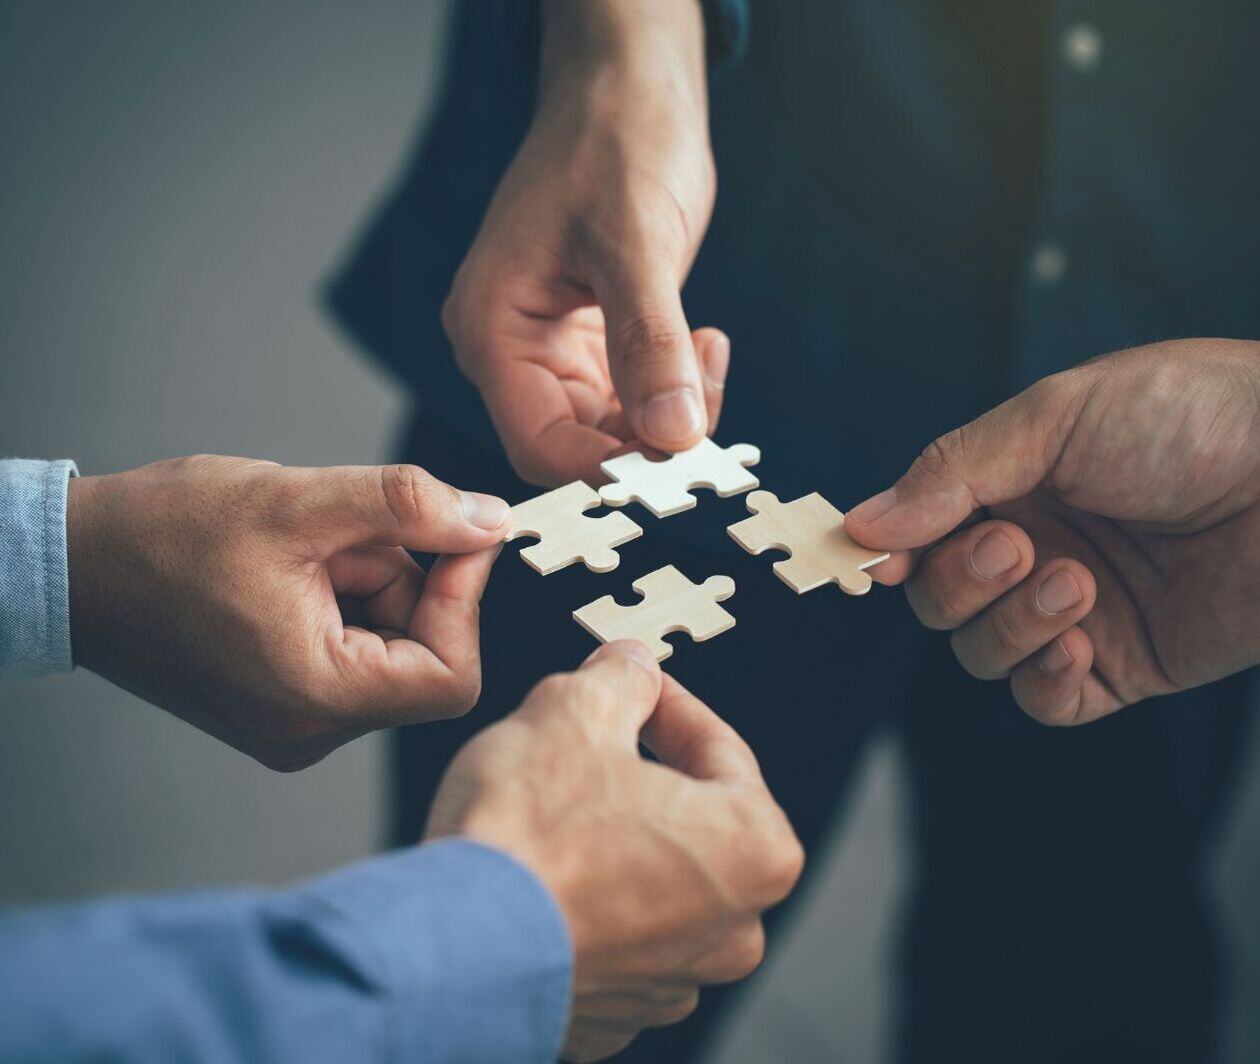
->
xmin=949 ymin=559 xmax=1097 ymax=680
xmin=591 ymin=244 xmax=707 ymax=453
xmin=326 ymin=546 xmax=425 ymax=634
xmin=641 ymin=675 xmax=766 ymax=787
xmin=845 ymin=374 xmax=1085 ymax=552
xmin=481 ymin=360 xmax=625 ymax=486
xmin=903 ymin=521 xmax=1035 ymax=629
xmin=331 ymin=544 xmax=500 ymax=723
xmin=1008 ymin=626 xmax=1123 ymax=726
xmin=526 ymin=640 xmax=664 ymax=743
xmin=283 ymin=464 xmax=510 ymax=555
xmin=694 ymin=327 xmax=730 ymax=435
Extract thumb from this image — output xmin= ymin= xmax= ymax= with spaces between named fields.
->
xmin=593 ymin=248 xmax=708 ymax=453
xmin=845 ymin=379 xmax=1077 ymax=551
xmin=284 ymin=464 xmax=511 ymax=554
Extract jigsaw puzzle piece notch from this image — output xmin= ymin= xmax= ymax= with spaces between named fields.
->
xmin=598 ymin=438 xmax=762 ymax=518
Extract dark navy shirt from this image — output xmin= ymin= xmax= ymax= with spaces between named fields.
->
xmin=329 ymin=0 xmax=1260 ymax=507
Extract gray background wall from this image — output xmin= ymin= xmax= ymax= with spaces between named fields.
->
xmin=1 ymin=4 xmax=1256 ymax=1062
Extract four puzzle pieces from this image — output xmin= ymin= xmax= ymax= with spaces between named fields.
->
xmin=727 ymin=490 xmax=890 ymax=596
xmin=573 ymin=565 xmax=736 ymax=661
xmin=599 ymin=438 xmax=761 ymax=517
xmin=507 ymin=481 xmax=642 ymax=575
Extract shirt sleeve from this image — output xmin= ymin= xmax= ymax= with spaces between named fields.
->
xmin=0 ymin=839 xmax=573 ymax=1063
xmin=0 ymin=458 xmax=78 ymax=679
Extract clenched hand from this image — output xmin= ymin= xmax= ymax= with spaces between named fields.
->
xmin=847 ymin=339 xmax=1260 ymax=725
xmin=441 ymin=0 xmax=727 ymax=485
xmin=427 ymin=641 xmax=805 ymax=1062
xmin=66 ymin=455 xmax=508 ymax=769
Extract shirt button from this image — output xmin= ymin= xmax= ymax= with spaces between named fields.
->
xmin=1062 ymin=22 xmax=1104 ymax=71
xmin=1031 ymin=242 xmax=1069 ymax=285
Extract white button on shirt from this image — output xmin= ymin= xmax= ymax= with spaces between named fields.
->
xmin=1031 ymin=242 xmax=1069 ymax=285
xmin=1062 ymin=22 xmax=1104 ymax=72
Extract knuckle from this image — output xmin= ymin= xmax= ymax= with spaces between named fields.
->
xmin=762 ymin=830 xmax=806 ymax=902
xmin=428 ymin=669 xmax=483 ymax=719
xmin=614 ymin=314 xmax=685 ymax=371
xmin=908 ymin=564 xmax=972 ymax=631
xmin=650 ymin=990 xmax=700 ymax=1027
xmin=720 ymin=924 xmax=767 ymax=981
xmin=1019 ymin=688 xmax=1083 ymax=728
xmin=379 ymin=464 xmax=438 ymax=526
xmin=989 ymin=603 xmax=1028 ymax=660
xmin=525 ymin=672 xmax=576 ymax=711
xmin=915 ymin=430 xmax=965 ymax=484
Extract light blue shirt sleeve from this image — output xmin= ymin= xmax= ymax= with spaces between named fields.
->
xmin=0 ymin=839 xmax=573 ymax=1063
xmin=1 ymin=457 xmax=573 ymax=1060
xmin=0 ymin=458 xmax=78 ymax=678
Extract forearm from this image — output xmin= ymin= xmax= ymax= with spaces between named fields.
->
xmin=0 ymin=841 xmax=571 ymax=1063
xmin=539 ymin=0 xmax=709 ymax=130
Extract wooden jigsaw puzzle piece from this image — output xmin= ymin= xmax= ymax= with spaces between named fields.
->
xmin=598 ymin=438 xmax=761 ymax=517
xmin=572 ymin=564 xmax=737 ymax=661
xmin=507 ymin=481 xmax=642 ymax=575
xmin=727 ymin=490 xmax=889 ymax=596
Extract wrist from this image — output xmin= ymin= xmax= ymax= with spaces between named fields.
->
xmin=539 ymin=0 xmax=708 ymax=128
xmin=65 ymin=473 xmax=113 ymax=672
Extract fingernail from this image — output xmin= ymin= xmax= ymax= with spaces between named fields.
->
xmin=1040 ymin=638 xmax=1074 ymax=675
xmin=701 ymin=335 xmax=730 ymax=391
xmin=848 ymin=488 xmax=898 ymax=524
xmin=1035 ymin=569 xmax=1081 ymax=615
xmin=586 ymin=639 xmax=660 ymax=673
xmin=641 ymin=387 xmax=704 ymax=444
xmin=971 ymin=530 xmax=1020 ymax=580
xmin=460 ymin=490 xmax=510 ymax=532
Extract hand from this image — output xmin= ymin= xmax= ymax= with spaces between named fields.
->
xmin=846 ymin=339 xmax=1260 ymax=725
xmin=66 ymin=455 xmax=509 ymax=769
xmin=426 ymin=641 xmax=805 ymax=1062
xmin=441 ymin=0 xmax=727 ymax=486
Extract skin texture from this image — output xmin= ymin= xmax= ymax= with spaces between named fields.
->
xmin=441 ymin=0 xmax=724 ymax=486
xmin=846 ymin=339 xmax=1260 ymax=725
xmin=66 ymin=455 xmax=509 ymax=770
xmin=426 ymin=641 xmax=805 ymax=1063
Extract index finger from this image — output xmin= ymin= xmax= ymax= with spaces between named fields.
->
xmin=641 ymin=676 xmax=766 ymax=787
xmin=481 ymin=361 xmax=622 ymax=487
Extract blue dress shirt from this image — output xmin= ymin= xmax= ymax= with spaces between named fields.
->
xmin=0 ymin=459 xmax=573 ymax=1062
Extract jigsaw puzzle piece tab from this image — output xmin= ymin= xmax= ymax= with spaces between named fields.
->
xmin=572 ymin=564 xmax=737 ymax=661
xmin=727 ymin=490 xmax=889 ymax=596
xmin=598 ymin=438 xmax=761 ymax=517
xmin=507 ymin=481 xmax=642 ymax=575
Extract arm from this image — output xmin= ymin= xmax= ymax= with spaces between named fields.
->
xmin=442 ymin=0 xmax=728 ymax=485
xmin=0 ymin=841 xmax=570 ymax=1063
xmin=3 ymin=455 xmax=509 ymax=769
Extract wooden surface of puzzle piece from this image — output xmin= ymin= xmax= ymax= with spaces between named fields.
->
xmin=507 ymin=481 xmax=642 ymax=575
xmin=727 ymin=490 xmax=890 ymax=596
xmin=573 ymin=564 xmax=736 ymax=661
xmin=598 ymin=438 xmax=761 ymax=517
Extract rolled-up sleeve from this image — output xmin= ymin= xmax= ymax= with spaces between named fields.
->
xmin=0 ymin=839 xmax=573 ymax=1063
xmin=0 ymin=458 xmax=78 ymax=679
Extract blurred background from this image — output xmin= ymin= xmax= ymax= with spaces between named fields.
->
xmin=1 ymin=3 xmax=1257 ymax=1061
